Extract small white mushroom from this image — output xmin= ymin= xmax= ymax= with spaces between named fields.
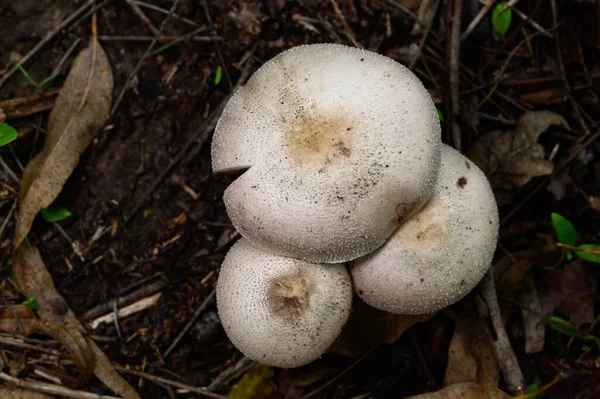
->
xmin=350 ymin=144 xmax=499 ymax=315
xmin=216 ymin=238 xmax=353 ymax=368
xmin=212 ymin=43 xmax=441 ymax=263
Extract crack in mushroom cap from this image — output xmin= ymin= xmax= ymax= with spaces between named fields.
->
xmin=211 ymin=44 xmax=441 ymax=263
xmin=216 ymin=238 xmax=353 ymax=368
xmin=350 ymin=144 xmax=499 ymax=315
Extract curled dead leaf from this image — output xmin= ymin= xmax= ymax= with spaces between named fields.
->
xmin=14 ymin=38 xmax=113 ymax=249
xmin=468 ymin=111 xmax=570 ymax=200
xmin=328 ymin=296 xmax=432 ymax=357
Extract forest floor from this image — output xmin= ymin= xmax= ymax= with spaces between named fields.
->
xmin=0 ymin=0 xmax=599 ymax=398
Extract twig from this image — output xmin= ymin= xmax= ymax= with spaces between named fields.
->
xmin=0 ymin=0 xmax=96 ymax=89
xmin=133 ymin=1 xmax=202 ymax=27
xmin=461 ymin=0 xmax=496 ymax=41
xmin=0 ymin=91 xmax=58 ymax=121
xmin=207 ymin=357 xmax=253 ymax=390
xmin=479 ymin=267 xmax=525 ymax=395
xmin=0 ymin=372 xmax=120 ymax=399
xmin=0 ymin=156 xmax=20 ymax=183
xmin=90 ymin=292 xmax=162 ymax=329
xmin=330 ymin=0 xmax=362 ymax=48
xmin=0 ymin=200 xmax=16 ymax=240
xmin=201 ymin=0 xmax=233 ymax=90
xmin=163 ymin=288 xmax=216 ymax=359
xmin=82 ymin=279 xmax=167 ymax=321
xmin=408 ymin=0 xmax=439 ymax=70
xmin=125 ymin=0 xmax=160 ymax=35
xmin=110 ymin=0 xmax=183 ymax=116
xmin=447 ymin=0 xmax=463 ymax=151
xmin=98 ymin=35 xmax=221 ymax=42
xmin=115 ymin=366 xmax=228 ymax=399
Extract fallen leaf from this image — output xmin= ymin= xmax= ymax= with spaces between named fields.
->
xmin=407 ymin=382 xmax=511 ymax=399
xmin=542 ymin=260 xmax=594 ymax=327
xmin=14 ymin=245 xmax=140 ymax=399
xmin=14 ymin=38 xmax=113 ymax=249
xmin=468 ymin=110 xmax=570 ymax=191
xmin=519 ymin=277 xmax=545 ymax=354
xmin=328 ymin=296 xmax=432 ymax=357
xmin=228 ymin=363 xmax=274 ymax=399
xmin=0 ymin=388 xmax=51 ymax=398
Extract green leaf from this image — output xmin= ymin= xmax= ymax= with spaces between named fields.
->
xmin=22 ymin=296 xmax=39 ymax=310
xmin=40 ymin=207 xmax=72 ymax=223
xmin=551 ymin=213 xmax=577 ymax=245
xmin=574 ymin=244 xmax=600 ymax=264
xmin=492 ymin=2 xmax=512 ymax=38
xmin=549 ymin=316 xmax=578 ymax=337
xmin=0 ymin=123 xmax=18 ymax=146
xmin=526 ymin=383 xmax=540 ymax=399
xmin=436 ymin=107 xmax=445 ymax=123
xmin=143 ymin=209 xmax=153 ymax=218
xmin=214 ymin=66 xmax=223 ymax=85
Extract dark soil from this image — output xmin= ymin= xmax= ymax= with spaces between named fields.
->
xmin=1 ymin=0 xmax=599 ymax=398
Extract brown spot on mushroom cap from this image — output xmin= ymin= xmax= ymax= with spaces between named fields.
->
xmin=457 ymin=176 xmax=467 ymax=188
xmin=212 ymin=43 xmax=441 ymax=263
xmin=217 ymin=238 xmax=353 ymax=368
xmin=350 ymin=144 xmax=499 ymax=315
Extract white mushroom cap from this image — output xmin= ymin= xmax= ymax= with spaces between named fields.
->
xmin=212 ymin=43 xmax=441 ymax=263
xmin=216 ymin=238 xmax=353 ymax=368
xmin=350 ymin=144 xmax=499 ymax=314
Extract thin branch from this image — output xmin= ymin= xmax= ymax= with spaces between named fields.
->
xmin=0 ymin=372 xmax=120 ymax=399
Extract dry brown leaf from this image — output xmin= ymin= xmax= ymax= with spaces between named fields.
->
xmin=14 ymin=245 xmax=140 ymax=399
xmin=0 ymin=304 xmax=93 ymax=388
xmin=14 ymin=38 xmax=113 ymax=249
xmin=407 ymin=382 xmax=511 ymax=399
xmin=444 ymin=318 xmax=500 ymax=389
xmin=0 ymin=388 xmax=51 ymax=399
xmin=519 ymin=277 xmax=545 ymax=354
xmin=468 ymin=110 xmax=570 ymax=191
xmin=328 ymin=296 xmax=432 ymax=357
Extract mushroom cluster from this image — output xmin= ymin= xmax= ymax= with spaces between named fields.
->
xmin=212 ymin=44 xmax=498 ymax=368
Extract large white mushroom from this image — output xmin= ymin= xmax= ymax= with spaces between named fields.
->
xmin=212 ymin=43 xmax=441 ymax=264
xmin=216 ymin=238 xmax=353 ymax=368
xmin=350 ymin=144 xmax=499 ymax=315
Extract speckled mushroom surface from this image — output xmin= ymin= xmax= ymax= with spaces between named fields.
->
xmin=216 ymin=238 xmax=353 ymax=368
xmin=350 ymin=144 xmax=499 ymax=315
xmin=211 ymin=43 xmax=441 ymax=263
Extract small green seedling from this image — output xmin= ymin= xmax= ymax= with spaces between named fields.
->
xmin=0 ymin=123 xmax=18 ymax=147
xmin=40 ymin=207 xmax=72 ymax=223
xmin=492 ymin=2 xmax=512 ymax=39
xmin=550 ymin=316 xmax=600 ymax=348
xmin=526 ymin=383 xmax=540 ymax=399
xmin=214 ymin=66 xmax=223 ymax=85
xmin=436 ymin=107 xmax=445 ymax=123
xmin=143 ymin=209 xmax=153 ymax=218
xmin=15 ymin=63 xmax=60 ymax=92
xmin=551 ymin=212 xmax=600 ymax=264
xmin=22 ymin=296 xmax=39 ymax=310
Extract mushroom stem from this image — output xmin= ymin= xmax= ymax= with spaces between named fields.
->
xmin=479 ymin=266 xmax=525 ymax=395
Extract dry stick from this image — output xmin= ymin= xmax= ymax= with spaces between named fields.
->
xmin=98 ymin=35 xmax=221 ymax=42
xmin=447 ymin=0 xmax=463 ymax=152
xmin=330 ymin=0 xmax=362 ymax=48
xmin=479 ymin=268 xmax=525 ymax=395
xmin=110 ymin=0 xmax=183 ymax=117
xmin=500 ymin=130 xmax=600 ymax=226
xmin=207 ymin=357 xmax=253 ymax=391
xmin=82 ymin=279 xmax=167 ymax=321
xmin=0 ymin=201 xmax=17 ymax=239
xmin=299 ymin=347 xmax=376 ymax=399
xmin=0 ymin=372 xmax=120 ymax=399
xmin=114 ymin=366 xmax=228 ymax=399
xmin=133 ymin=1 xmax=202 ymax=27
xmin=201 ymin=0 xmax=233 ymax=90
xmin=0 ymin=0 xmax=96 ymax=89
xmin=408 ymin=0 xmax=440 ymax=71
xmin=125 ymin=0 xmax=160 ymax=35
xmin=461 ymin=0 xmax=496 ymax=41
xmin=162 ymin=288 xmax=216 ymax=359
xmin=0 ymin=334 xmax=61 ymax=356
